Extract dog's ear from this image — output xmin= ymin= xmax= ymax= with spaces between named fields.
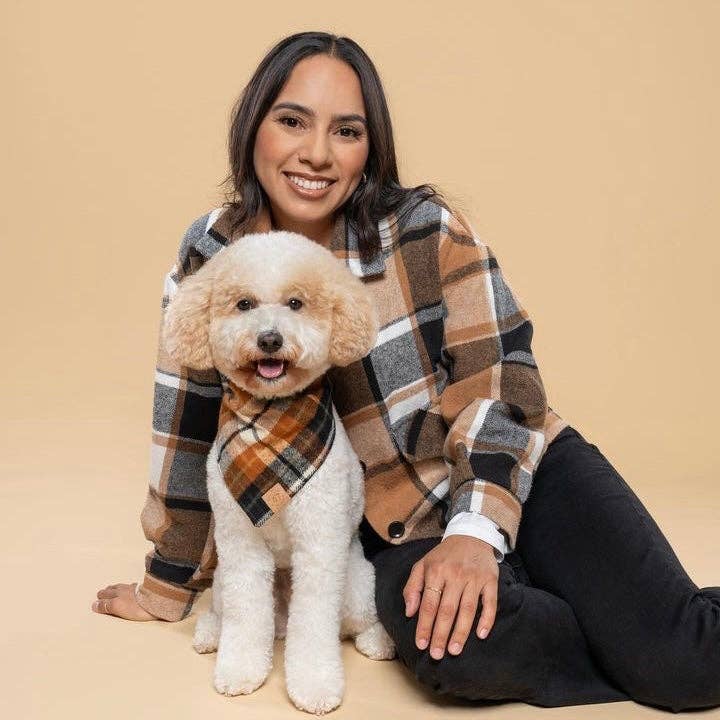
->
xmin=328 ymin=277 xmax=379 ymax=367
xmin=162 ymin=260 xmax=216 ymax=370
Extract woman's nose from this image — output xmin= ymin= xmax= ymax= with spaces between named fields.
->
xmin=299 ymin=130 xmax=332 ymax=167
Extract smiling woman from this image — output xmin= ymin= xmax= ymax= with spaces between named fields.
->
xmin=251 ymin=54 xmax=370 ymax=245
xmin=92 ymin=30 xmax=720 ymax=714
xmin=221 ymin=33 xmax=442 ymax=262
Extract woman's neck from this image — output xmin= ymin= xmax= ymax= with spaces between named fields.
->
xmin=269 ymin=205 xmax=334 ymax=247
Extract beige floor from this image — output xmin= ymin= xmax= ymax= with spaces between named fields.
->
xmin=2 ymin=418 xmax=718 ymax=720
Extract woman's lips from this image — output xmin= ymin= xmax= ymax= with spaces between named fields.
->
xmin=283 ymin=172 xmax=336 ymax=199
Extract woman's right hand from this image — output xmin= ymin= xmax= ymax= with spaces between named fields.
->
xmin=92 ymin=582 xmax=160 ymax=621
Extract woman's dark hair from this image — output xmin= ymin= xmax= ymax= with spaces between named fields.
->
xmin=220 ymin=31 xmax=449 ymax=263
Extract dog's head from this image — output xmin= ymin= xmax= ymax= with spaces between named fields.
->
xmin=161 ymin=230 xmax=379 ymax=399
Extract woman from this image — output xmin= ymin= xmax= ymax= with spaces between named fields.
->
xmin=92 ymin=31 xmax=720 ymax=711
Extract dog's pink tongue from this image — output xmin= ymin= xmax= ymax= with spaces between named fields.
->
xmin=257 ymin=359 xmax=285 ymax=379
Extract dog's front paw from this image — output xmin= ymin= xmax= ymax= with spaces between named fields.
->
xmin=286 ymin=670 xmax=345 ymax=715
xmin=354 ymin=621 xmax=396 ymax=660
xmin=192 ymin=610 xmax=220 ymax=654
xmin=285 ymin=647 xmax=344 ymax=715
xmin=213 ymin=655 xmax=270 ymax=697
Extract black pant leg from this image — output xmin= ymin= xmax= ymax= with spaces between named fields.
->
xmin=371 ymin=536 xmax=628 ymax=707
xmin=517 ymin=426 xmax=720 ymax=712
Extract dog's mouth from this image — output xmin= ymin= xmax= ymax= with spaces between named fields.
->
xmin=253 ymin=358 xmax=289 ymax=380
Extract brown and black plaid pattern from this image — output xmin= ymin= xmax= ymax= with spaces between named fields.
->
xmin=136 ymin=199 xmax=568 ymax=621
xmin=216 ymin=375 xmax=335 ymax=526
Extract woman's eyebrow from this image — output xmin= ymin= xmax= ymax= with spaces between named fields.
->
xmin=271 ymin=101 xmax=367 ymax=127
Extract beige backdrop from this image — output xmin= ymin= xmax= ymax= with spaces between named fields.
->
xmin=2 ymin=1 xmax=718 ymax=718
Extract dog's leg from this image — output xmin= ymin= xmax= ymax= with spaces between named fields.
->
xmin=284 ymin=503 xmax=350 ymax=714
xmin=339 ymin=534 xmax=374 ymax=638
xmin=206 ymin=458 xmax=275 ymax=696
xmin=192 ymin=563 xmax=223 ymax=654
xmin=341 ymin=533 xmax=396 ymax=660
xmin=214 ymin=531 xmax=274 ymax=695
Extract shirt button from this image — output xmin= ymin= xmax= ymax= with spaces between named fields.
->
xmin=388 ymin=521 xmax=405 ymax=538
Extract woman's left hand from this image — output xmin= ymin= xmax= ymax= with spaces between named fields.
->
xmin=402 ymin=535 xmax=499 ymax=659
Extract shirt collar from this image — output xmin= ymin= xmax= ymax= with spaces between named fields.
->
xmin=197 ymin=204 xmax=387 ymax=278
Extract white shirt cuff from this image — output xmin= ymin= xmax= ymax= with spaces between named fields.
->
xmin=442 ymin=511 xmax=509 ymax=563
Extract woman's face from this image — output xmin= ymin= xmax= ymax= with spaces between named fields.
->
xmin=253 ymin=54 xmax=370 ymax=242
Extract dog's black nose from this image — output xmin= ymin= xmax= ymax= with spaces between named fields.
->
xmin=257 ymin=330 xmax=283 ymax=353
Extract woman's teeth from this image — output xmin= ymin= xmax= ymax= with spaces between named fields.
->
xmin=287 ymin=174 xmax=332 ymax=190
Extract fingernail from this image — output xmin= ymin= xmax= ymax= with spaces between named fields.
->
xmin=405 ymin=604 xmax=410 ymax=617
xmin=449 ymin=642 xmax=462 ymax=654
xmin=92 ymin=601 xmax=99 ymax=612
xmin=479 ymin=627 xmax=488 ymax=640
xmin=430 ymin=647 xmax=444 ymax=660
xmin=417 ymin=637 xmax=428 ymax=650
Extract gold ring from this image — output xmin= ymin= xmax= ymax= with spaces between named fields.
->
xmin=425 ymin=585 xmax=443 ymax=594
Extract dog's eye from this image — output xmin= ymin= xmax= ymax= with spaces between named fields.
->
xmin=236 ymin=299 xmax=253 ymax=311
xmin=288 ymin=298 xmax=303 ymax=311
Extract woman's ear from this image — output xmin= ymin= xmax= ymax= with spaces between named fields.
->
xmin=328 ymin=277 xmax=379 ymax=367
xmin=162 ymin=262 xmax=215 ymax=369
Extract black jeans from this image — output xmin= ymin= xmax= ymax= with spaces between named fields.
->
xmin=362 ymin=426 xmax=720 ymax=711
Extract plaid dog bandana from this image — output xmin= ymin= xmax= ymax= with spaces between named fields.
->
xmin=215 ymin=374 xmax=336 ymax=526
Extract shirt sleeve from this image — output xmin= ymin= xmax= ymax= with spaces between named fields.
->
xmin=438 ymin=205 xmax=550 ymax=552
xmin=135 ymin=215 xmax=223 ymax=621
xmin=441 ymin=511 xmax=508 ymax=563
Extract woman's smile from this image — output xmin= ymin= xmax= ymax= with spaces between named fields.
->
xmin=282 ymin=171 xmax=337 ymax=199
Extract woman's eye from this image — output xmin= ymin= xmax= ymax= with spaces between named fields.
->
xmin=237 ymin=299 xmax=253 ymax=311
xmin=288 ymin=298 xmax=303 ymax=311
xmin=339 ymin=126 xmax=362 ymax=139
xmin=279 ymin=116 xmax=302 ymax=129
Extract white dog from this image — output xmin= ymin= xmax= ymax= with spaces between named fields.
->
xmin=161 ymin=230 xmax=395 ymax=714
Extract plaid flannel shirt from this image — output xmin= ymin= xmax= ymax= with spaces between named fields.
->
xmin=136 ymin=197 xmax=568 ymax=621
